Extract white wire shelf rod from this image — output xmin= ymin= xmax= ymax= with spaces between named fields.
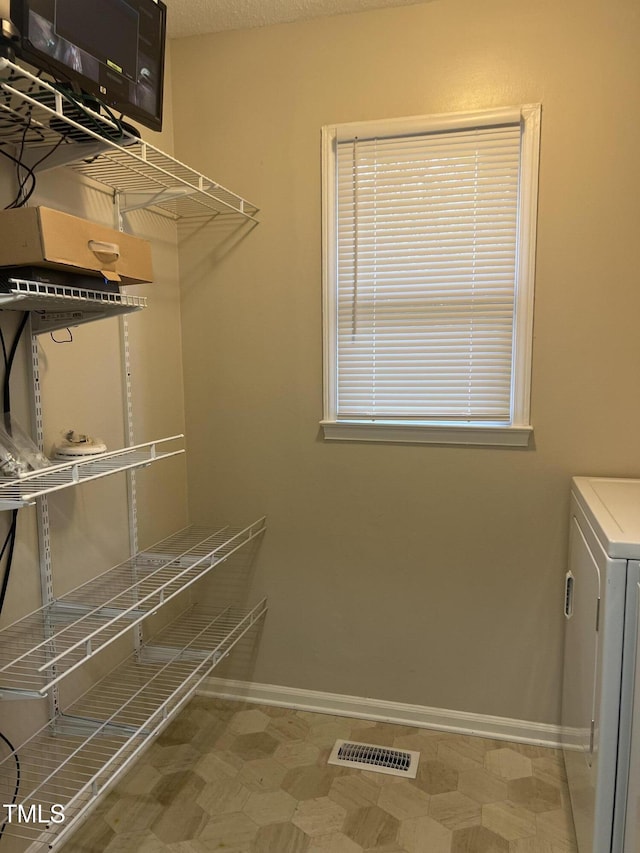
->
xmin=0 ymin=434 xmax=182 ymax=489
xmin=7 ymin=602 xmax=267 ymax=841
xmin=4 ymin=279 xmax=147 ymax=308
xmin=13 ymin=447 xmax=185 ymax=506
xmin=0 ymin=435 xmax=184 ymax=507
xmin=36 ymin=520 xmax=267 ymax=688
xmin=14 ymin=434 xmax=184 ymax=484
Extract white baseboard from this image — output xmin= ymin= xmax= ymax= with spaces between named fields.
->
xmin=197 ymin=677 xmax=563 ymax=749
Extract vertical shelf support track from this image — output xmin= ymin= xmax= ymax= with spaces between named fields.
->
xmin=28 ymin=322 xmax=60 ymax=715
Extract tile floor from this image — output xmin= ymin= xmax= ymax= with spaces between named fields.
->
xmin=62 ymin=697 xmax=578 ymax=853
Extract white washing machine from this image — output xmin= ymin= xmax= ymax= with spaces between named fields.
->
xmin=563 ymin=477 xmax=640 ymax=853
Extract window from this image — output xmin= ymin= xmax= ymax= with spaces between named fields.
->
xmin=321 ymin=105 xmax=541 ymax=446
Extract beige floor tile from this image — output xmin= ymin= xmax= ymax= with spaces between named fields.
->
xmin=197 ymin=811 xmax=259 ymax=847
xmin=415 ymin=759 xmax=459 ymax=795
xmin=274 ymin=740 xmax=322 ymax=768
xmin=484 ymin=749 xmax=533 ymax=781
xmin=229 ymin=731 xmax=280 ymax=761
xmin=535 ymin=810 xmax=578 ymax=852
xmin=61 ymin=816 xmax=115 ymax=852
xmin=104 ymin=794 xmax=163 ymax=834
xmin=532 ymin=757 xmax=567 ymax=787
xmin=292 ymin=796 xmax=347 ymax=836
xmin=306 ymin=718 xmax=357 ymax=748
xmin=250 ymin=820 xmax=310 ymax=852
xmin=281 ymin=765 xmax=335 ymax=800
xmin=196 ymin=777 xmax=252 ymax=815
xmin=392 ymin=732 xmax=440 ymax=759
xmin=236 ymin=757 xmax=288 ymax=793
xmin=507 ymin=777 xmax=562 ymax=813
xmin=451 ymin=824 xmax=509 ymax=852
xmin=229 ymin=708 xmax=272 ymax=734
xmin=329 ymin=771 xmax=381 ymax=810
xmin=457 ymin=767 xmax=508 ymax=804
xmin=195 ymin=749 xmax=244 ymax=783
xmin=266 ymin=714 xmax=311 ymax=743
xmin=243 ymin=789 xmax=298 ymax=826
xmin=377 ymin=779 xmax=431 ymax=820
xmin=398 ymin=814 xmax=452 ymax=853
xmin=482 ymin=801 xmax=537 ymax=841
xmin=343 ymin=803 xmax=400 ymax=848
xmin=307 ymin=831 xmax=363 ymax=853
xmin=438 ymin=737 xmax=492 ymax=773
xmin=510 ymin=837 xmax=555 ymax=852
xmin=151 ymin=795 xmax=208 ymax=844
xmin=152 ymin=770 xmax=205 ymax=806
xmin=296 ymin=710 xmax=327 ymax=724
xmin=117 ymin=762 xmax=163 ymax=796
xmin=169 ymin=841 xmax=247 ymax=853
xmin=429 ymin=791 xmax=482 ymax=830
xmin=148 ymin=743 xmax=202 ymax=775
xmin=103 ymin=832 xmax=167 ymax=852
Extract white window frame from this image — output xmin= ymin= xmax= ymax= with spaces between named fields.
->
xmin=321 ymin=104 xmax=541 ymax=447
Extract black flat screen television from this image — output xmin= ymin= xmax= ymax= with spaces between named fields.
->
xmin=10 ymin=0 xmax=167 ymax=131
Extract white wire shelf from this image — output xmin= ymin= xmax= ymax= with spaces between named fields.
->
xmin=0 ymin=279 xmax=147 ymax=334
xmin=0 ymin=58 xmax=259 ymax=222
xmin=0 ymin=601 xmax=268 ymax=851
xmin=0 ymin=435 xmax=184 ymax=510
xmin=0 ymin=518 xmax=266 ymax=698
xmin=0 ymin=518 xmax=266 ymax=699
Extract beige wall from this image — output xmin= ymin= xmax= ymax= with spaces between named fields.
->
xmin=172 ymin=0 xmax=640 ymax=725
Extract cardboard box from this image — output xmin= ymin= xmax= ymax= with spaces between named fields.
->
xmin=0 ymin=206 xmax=153 ymax=285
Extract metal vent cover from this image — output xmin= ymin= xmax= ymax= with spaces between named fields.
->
xmin=327 ymin=738 xmax=420 ymax=778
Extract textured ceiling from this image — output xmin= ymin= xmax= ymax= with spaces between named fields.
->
xmin=164 ymin=0 xmax=430 ymax=39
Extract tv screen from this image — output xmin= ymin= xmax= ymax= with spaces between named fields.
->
xmin=10 ymin=0 xmax=167 ymax=131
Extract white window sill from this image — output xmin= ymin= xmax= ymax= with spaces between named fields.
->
xmin=320 ymin=420 xmax=533 ymax=447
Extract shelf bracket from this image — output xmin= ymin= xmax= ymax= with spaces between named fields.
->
xmin=116 ymin=186 xmax=201 ymax=214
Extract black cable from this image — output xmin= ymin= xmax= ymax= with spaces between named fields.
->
xmin=0 ymin=728 xmax=20 ymax=842
xmin=5 ymin=132 xmax=66 ymax=210
xmin=0 ymin=510 xmax=17 ymax=616
xmin=49 ymin=82 xmax=126 ymax=143
xmin=50 ymin=328 xmax=73 ymax=344
xmin=0 ymin=145 xmax=35 ymax=209
xmin=9 ymin=118 xmax=33 ymax=209
xmin=0 ymin=515 xmax=20 ymax=844
xmin=3 ymin=312 xmax=29 ymax=416
xmin=0 ymin=328 xmax=7 ymax=370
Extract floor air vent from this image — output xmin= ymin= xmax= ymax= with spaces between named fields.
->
xmin=327 ymin=739 xmax=420 ymax=778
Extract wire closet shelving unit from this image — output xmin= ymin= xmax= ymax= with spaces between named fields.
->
xmin=0 ymin=57 xmax=260 ymax=223
xmin=0 ymin=59 xmax=266 ymax=852
xmin=0 ymin=519 xmax=267 ymax=698
xmin=0 ymin=600 xmax=268 ymax=851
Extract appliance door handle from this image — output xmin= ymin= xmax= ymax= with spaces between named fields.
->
xmin=564 ymin=571 xmax=574 ymax=619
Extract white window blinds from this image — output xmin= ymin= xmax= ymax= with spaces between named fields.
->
xmin=335 ymin=122 xmax=523 ymax=424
